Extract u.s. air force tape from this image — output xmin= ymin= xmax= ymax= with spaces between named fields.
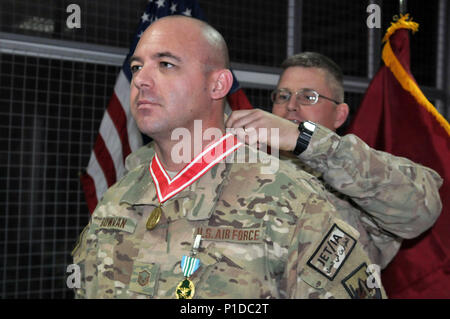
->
xmin=307 ymin=223 xmax=356 ymax=280
xmin=195 ymin=226 xmax=263 ymax=243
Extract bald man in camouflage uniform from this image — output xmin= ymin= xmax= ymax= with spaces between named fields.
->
xmin=74 ymin=146 xmax=385 ymax=298
xmin=72 ymin=17 xmax=386 ymax=299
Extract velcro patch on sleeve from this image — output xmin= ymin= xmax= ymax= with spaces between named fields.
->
xmin=129 ymin=262 xmax=160 ymax=296
xmin=307 ymin=223 xmax=356 ymax=280
xmin=341 ymin=263 xmax=382 ymax=299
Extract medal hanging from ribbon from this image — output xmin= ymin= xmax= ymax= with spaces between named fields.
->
xmin=146 ymin=133 xmax=242 ymax=231
xmin=175 ymin=256 xmax=200 ymax=299
xmin=146 ymin=204 xmax=162 ymax=230
xmin=175 ymin=234 xmax=202 ymax=299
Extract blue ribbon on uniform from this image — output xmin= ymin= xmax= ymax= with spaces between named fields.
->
xmin=181 ymin=255 xmax=200 ymax=278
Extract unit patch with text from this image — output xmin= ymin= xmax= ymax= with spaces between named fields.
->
xmin=341 ymin=263 xmax=382 ymax=299
xmin=307 ymin=223 xmax=356 ymax=280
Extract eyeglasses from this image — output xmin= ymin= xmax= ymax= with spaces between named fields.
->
xmin=271 ymin=88 xmax=340 ymax=106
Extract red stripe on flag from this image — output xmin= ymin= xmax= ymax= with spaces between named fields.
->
xmin=106 ymin=93 xmax=133 ymax=161
xmin=93 ymin=134 xmax=117 ymax=187
xmin=80 ymin=172 xmax=98 ymax=214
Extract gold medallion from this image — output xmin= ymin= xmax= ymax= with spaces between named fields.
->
xmin=146 ymin=206 xmax=162 ymax=230
xmin=175 ymin=278 xmax=195 ymax=299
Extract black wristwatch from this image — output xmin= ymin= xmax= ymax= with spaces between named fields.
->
xmin=292 ymin=121 xmax=316 ymax=156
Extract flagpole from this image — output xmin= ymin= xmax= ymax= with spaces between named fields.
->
xmin=399 ymin=0 xmax=407 ymax=15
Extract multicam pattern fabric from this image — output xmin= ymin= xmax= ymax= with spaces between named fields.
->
xmin=122 ymin=124 xmax=443 ymax=269
xmin=295 ymin=124 xmax=443 ymax=268
xmin=72 ymin=145 xmax=387 ymax=299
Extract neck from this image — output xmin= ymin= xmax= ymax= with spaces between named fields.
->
xmin=153 ymin=122 xmax=226 ymax=172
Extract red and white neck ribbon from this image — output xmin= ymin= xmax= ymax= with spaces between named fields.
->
xmin=149 ymin=133 xmax=242 ymax=203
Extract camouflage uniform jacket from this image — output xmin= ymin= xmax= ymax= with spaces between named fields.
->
xmin=72 ymin=145 xmax=386 ymax=299
xmin=123 ymin=124 xmax=443 ymax=269
xmin=292 ymin=124 xmax=443 ymax=268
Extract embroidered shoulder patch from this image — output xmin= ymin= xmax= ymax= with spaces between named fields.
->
xmin=307 ymin=223 xmax=356 ymax=280
xmin=341 ymin=263 xmax=382 ymax=299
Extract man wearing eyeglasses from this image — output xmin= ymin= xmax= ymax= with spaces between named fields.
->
xmin=226 ymin=52 xmax=443 ymax=270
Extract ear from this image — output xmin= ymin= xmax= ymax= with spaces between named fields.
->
xmin=210 ymin=69 xmax=233 ymax=100
xmin=333 ymin=103 xmax=349 ymax=130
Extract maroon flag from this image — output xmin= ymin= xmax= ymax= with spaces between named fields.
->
xmin=346 ymin=15 xmax=450 ymax=298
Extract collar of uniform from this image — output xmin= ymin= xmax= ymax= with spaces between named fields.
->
xmin=119 ymin=134 xmax=239 ymax=221
xmin=118 ymin=158 xmax=231 ymax=221
xmin=119 ymin=162 xmax=158 ymax=206
xmin=124 ymin=141 xmax=155 ymax=173
xmin=150 ymin=133 xmax=240 ymax=203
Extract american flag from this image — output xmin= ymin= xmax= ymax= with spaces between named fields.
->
xmin=80 ymin=0 xmax=253 ymax=213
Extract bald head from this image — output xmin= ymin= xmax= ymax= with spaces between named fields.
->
xmin=129 ymin=14 xmax=234 ymax=146
xmin=144 ymin=15 xmax=230 ymax=72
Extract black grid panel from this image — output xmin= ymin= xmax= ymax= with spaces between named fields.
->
xmin=0 ymin=0 xmax=147 ymax=48
xmin=381 ymin=0 xmax=439 ymax=87
xmin=198 ymin=0 xmax=288 ymax=67
xmin=301 ymin=0 xmax=369 ymax=78
xmin=0 ymin=0 xmax=288 ymax=68
xmin=243 ymin=88 xmax=274 ymax=112
xmin=0 ymin=53 xmax=119 ymax=298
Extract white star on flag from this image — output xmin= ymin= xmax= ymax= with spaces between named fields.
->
xmin=141 ymin=12 xmax=149 ymax=22
xmin=183 ymin=8 xmax=192 ymax=16
xmin=156 ymin=0 xmax=165 ymax=8
xmin=170 ymin=3 xmax=177 ymax=13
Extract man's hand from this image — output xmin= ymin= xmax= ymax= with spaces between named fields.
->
xmin=225 ymin=109 xmax=300 ymax=151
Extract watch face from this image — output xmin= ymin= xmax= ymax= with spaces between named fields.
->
xmin=304 ymin=121 xmax=316 ymax=132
